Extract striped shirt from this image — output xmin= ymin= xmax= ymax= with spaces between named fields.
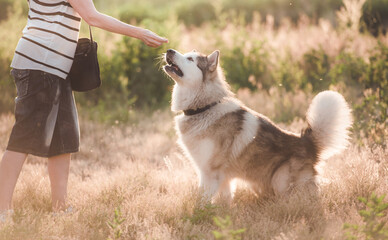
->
xmin=11 ymin=0 xmax=81 ymax=79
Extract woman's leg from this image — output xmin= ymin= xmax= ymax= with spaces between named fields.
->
xmin=47 ymin=153 xmax=71 ymax=212
xmin=0 ymin=150 xmax=28 ymax=211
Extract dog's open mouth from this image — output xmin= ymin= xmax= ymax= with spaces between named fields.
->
xmin=165 ymin=55 xmax=184 ymax=77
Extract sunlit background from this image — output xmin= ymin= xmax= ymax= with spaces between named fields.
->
xmin=0 ymin=0 xmax=387 ymax=239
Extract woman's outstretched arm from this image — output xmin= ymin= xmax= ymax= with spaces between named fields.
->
xmin=68 ymin=0 xmax=168 ymax=48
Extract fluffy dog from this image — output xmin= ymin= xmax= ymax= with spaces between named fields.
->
xmin=163 ymin=49 xmax=353 ymax=202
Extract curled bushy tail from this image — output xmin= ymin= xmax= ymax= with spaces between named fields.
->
xmin=306 ymin=91 xmax=353 ymax=160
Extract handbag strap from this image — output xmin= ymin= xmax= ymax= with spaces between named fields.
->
xmin=89 ymin=25 xmax=93 ymax=43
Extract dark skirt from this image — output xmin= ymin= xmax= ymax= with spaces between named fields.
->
xmin=6 ymin=69 xmax=80 ymax=158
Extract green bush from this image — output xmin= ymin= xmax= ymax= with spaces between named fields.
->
xmin=0 ymin=0 xmax=29 ymax=114
xmin=221 ymin=0 xmax=265 ymax=24
xmin=118 ymin=19 xmax=178 ymax=109
xmin=301 ymin=48 xmax=331 ymax=92
xmin=176 ymin=1 xmax=217 ymax=27
xmin=0 ymin=50 xmax=14 ymax=113
xmin=344 ymin=193 xmax=388 ymax=240
xmin=330 ymin=52 xmax=366 ymax=87
xmin=120 ymin=38 xmax=170 ymax=108
xmin=107 ymin=207 xmax=126 ymax=240
xmin=353 ymin=43 xmax=388 ymax=147
xmin=221 ymin=41 xmax=270 ymax=91
xmin=212 ymin=216 xmax=246 ymax=240
xmin=119 ymin=2 xmax=167 ymax=24
xmin=184 ymin=204 xmax=219 ymax=225
xmin=272 ymin=54 xmax=304 ymax=92
xmin=329 ymin=52 xmax=367 ymax=101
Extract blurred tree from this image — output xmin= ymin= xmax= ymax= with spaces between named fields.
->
xmin=361 ymin=0 xmax=388 ymax=36
xmin=0 ymin=0 xmax=13 ymax=22
xmin=301 ymin=49 xmax=331 ymax=92
xmin=176 ymin=1 xmax=217 ymax=27
xmin=221 ymin=0 xmax=343 ymax=26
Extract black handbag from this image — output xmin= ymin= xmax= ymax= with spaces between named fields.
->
xmin=67 ymin=26 xmax=101 ymax=92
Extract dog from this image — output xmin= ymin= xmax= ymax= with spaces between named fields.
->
xmin=163 ymin=49 xmax=353 ymax=202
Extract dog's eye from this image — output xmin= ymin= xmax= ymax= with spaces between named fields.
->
xmin=187 ymin=57 xmax=194 ymax=62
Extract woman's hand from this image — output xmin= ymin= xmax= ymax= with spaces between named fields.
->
xmin=139 ymin=29 xmax=168 ymax=48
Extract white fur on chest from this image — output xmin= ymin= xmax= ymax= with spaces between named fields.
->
xmin=175 ymin=115 xmax=215 ymax=172
xmin=183 ymin=138 xmax=215 ymax=169
xmin=175 ymin=100 xmax=239 ymax=170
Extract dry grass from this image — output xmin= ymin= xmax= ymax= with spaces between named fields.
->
xmin=0 ymin=103 xmax=387 ymax=239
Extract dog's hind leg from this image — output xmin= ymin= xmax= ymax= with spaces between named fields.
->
xmin=293 ymin=163 xmax=318 ymax=193
xmin=271 ymin=162 xmax=291 ymax=195
xmin=272 ymin=160 xmax=317 ymax=195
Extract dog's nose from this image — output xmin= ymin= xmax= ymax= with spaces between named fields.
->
xmin=167 ymin=49 xmax=175 ymax=55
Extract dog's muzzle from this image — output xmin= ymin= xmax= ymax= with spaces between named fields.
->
xmin=164 ymin=49 xmax=183 ymax=77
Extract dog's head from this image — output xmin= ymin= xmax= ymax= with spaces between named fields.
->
xmin=163 ymin=49 xmax=219 ymax=86
xmin=163 ymin=49 xmax=232 ymax=112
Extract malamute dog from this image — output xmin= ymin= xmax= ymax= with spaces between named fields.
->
xmin=163 ymin=49 xmax=352 ymax=202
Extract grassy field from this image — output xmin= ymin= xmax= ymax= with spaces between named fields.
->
xmin=0 ymin=0 xmax=387 ymax=239
xmin=0 ymin=98 xmax=387 ymax=239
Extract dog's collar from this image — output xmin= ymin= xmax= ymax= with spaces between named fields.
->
xmin=183 ymin=101 xmax=220 ymax=116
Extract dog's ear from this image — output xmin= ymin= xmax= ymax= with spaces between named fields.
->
xmin=207 ymin=50 xmax=219 ymax=72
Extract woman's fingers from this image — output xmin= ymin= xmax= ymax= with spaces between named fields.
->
xmin=146 ymin=29 xmax=168 ymax=42
xmin=144 ymin=39 xmax=159 ymax=47
xmin=144 ymin=40 xmax=161 ymax=48
xmin=141 ymin=29 xmax=168 ymax=48
xmin=146 ymin=36 xmax=167 ymax=47
xmin=145 ymin=38 xmax=161 ymax=46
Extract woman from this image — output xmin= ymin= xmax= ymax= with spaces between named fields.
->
xmin=0 ymin=0 xmax=168 ymax=219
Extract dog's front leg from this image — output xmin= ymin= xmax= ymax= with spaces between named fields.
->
xmin=199 ymin=169 xmax=225 ymax=202
xmin=219 ymin=178 xmax=236 ymax=204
